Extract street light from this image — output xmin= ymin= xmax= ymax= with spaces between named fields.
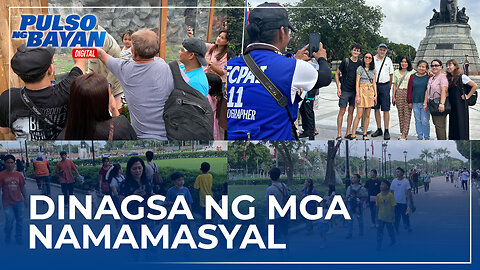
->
xmin=403 ymin=150 xmax=408 ymax=172
xmin=382 ymin=142 xmax=388 ymax=178
xmin=388 ymin=153 xmax=392 ymax=177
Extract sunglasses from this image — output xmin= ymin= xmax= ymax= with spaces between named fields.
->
xmin=431 ymin=64 xmax=442 ymax=67
xmin=364 ymin=56 xmax=372 ymax=59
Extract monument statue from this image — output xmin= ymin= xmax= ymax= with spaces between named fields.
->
xmin=430 ymin=0 xmax=463 ymax=26
xmin=418 ymin=0 xmax=480 ymax=75
xmin=457 ymin=7 xmax=469 ymax=25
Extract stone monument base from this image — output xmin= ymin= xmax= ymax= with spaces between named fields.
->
xmin=415 ymin=23 xmax=480 ymax=75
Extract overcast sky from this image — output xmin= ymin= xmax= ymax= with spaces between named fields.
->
xmin=307 ymin=140 xmax=468 ymax=162
xmin=248 ymin=0 xmax=480 ymax=49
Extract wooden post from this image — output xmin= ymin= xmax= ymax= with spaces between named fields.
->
xmin=206 ymin=0 xmax=216 ymax=42
xmin=159 ymin=0 xmax=168 ymax=60
xmin=0 ymin=0 xmax=46 ymax=140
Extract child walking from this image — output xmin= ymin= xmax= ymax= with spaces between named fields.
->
xmin=376 ymin=180 xmax=396 ymax=250
xmin=194 ymin=162 xmax=213 ymax=222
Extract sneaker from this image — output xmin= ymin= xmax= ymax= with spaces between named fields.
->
xmin=384 ymin=130 xmax=391 ymax=140
xmin=371 ymin=129 xmax=383 ymax=137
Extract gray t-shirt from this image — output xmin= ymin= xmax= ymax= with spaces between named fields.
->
xmin=266 ymin=182 xmax=289 ymax=219
xmin=107 ymin=57 xmax=174 ymax=140
xmin=356 ymin=66 xmax=375 ymax=83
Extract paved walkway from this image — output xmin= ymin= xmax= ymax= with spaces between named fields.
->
xmin=301 ymin=83 xmax=480 ymax=140
xmin=0 ymin=176 xmax=478 ymax=264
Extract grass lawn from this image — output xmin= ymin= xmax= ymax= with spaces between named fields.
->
xmin=152 ymin=157 xmax=227 ymax=175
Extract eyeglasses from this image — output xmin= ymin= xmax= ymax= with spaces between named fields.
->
xmin=364 ymin=56 xmax=372 ymax=59
xmin=431 ymin=64 xmax=442 ymax=67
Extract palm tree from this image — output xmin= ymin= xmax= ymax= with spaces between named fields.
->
xmin=434 ymin=149 xmax=442 ymax=173
xmin=420 ymin=149 xmax=433 ymax=172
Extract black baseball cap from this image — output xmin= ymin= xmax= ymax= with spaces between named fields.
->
xmin=182 ymin=37 xmax=208 ymax=66
xmin=248 ymin=2 xmax=296 ymax=32
xmin=11 ymin=44 xmax=55 ymax=77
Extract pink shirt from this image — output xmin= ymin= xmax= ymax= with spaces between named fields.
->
xmin=427 ymin=73 xmax=449 ymax=100
xmin=208 ymin=95 xmax=222 ymax=140
xmin=204 ymin=43 xmax=227 ymax=82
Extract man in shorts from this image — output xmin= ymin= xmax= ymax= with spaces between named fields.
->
xmin=335 ymin=44 xmax=362 ymax=140
xmin=371 ymin=44 xmax=394 ymax=140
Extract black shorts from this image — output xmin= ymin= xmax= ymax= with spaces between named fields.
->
xmin=373 ymin=83 xmax=391 ymax=111
xmin=339 ymin=91 xmax=356 ymax=108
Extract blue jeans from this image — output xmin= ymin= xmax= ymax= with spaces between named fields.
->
xmin=4 ymin=201 xmax=25 ymax=243
xmin=413 ymin=103 xmax=430 ymax=139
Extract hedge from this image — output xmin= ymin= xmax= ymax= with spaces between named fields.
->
xmin=25 ymin=165 xmax=227 ymax=211
xmin=37 ymin=151 xmax=227 ymax=168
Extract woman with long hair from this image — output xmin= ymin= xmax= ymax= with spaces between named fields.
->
xmin=204 ymin=30 xmax=227 ymax=84
xmin=351 ymin=52 xmax=377 ymax=140
xmin=424 ymin=59 xmax=449 ymax=140
xmin=446 ymin=59 xmax=478 ymax=140
xmin=392 ymin=56 xmax=416 ymax=140
xmin=119 ymin=157 xmax=152 ymax=230
xmin=407 ymin=60 xmax=432 ymax=140
xmin=59 ymin=73 xmax=137 ymax=140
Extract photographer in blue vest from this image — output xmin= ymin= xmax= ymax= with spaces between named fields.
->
xmin=227 ymin=2 xmax=331 ymax=140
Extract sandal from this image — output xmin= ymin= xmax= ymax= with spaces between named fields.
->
xmin=363 ymin=135 xmax=369 ymax=140
xmin=345 ymin=134 xmax=353 ymax=140
xmin=336 ymin=136 xmax=342 ymax=141
xmin=351 ymin=136 xmax=358 ymax=141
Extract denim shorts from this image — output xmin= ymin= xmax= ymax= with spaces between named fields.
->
xmin=373 ymin=83 xmax=391 ymax=111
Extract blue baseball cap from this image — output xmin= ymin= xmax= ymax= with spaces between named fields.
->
xmin=378 ymin=43 xmax=388 ymax=49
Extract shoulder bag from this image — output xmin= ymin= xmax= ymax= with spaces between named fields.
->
xmin=242 ymin=53 xmax=299 ymax=140
xmin=427 ymin=77 xmax=451 ymax=116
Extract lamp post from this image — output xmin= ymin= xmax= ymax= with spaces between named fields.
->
xmin=388 ymin=153 xmax=392 ymax=177
xmin=382 ymin=142 xmax=388 ymax=178
xmin=364 ymin=141 xmax=368 ymax=179
xmin=403 ymin=150 xmax=408 ymax=172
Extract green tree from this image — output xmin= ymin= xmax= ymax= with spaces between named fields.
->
xmin=456 ymin=141 xmax=478 ymax=168
xmin=420 ymin=149 xmax=433 ymax=172
xmin=226 ymin=0 xmax=245 ymax=55
xmin=288 ymin=0 xmax=385 ymax=60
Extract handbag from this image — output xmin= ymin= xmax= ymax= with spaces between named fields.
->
xmin=427 ymin=77 xmax=451 ymax=116
xmin=464 ymin=83 xmax=478 ymax=106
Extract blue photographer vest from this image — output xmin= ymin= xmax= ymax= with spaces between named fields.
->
xmin=227 ymin=50 xmax=297 ymax=140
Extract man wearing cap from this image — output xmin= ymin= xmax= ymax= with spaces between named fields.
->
xmin=97 ymin=28 xmax=175 ymax=140
xmin=371 ymin=43 xmax=394 ymax=140
xmin=227 ymin=2 xmax=331 ymax=140
xmin=0 ymin=45 xmax=86 ymax=140
xmin=178 ymin=37 xmax=209 ymax=97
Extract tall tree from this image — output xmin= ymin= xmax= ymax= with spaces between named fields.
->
xmin=270 ymin=141 xmax=304 ymax=185
xmin=456 ymin=141 xmax=478 ymax=168
xmin=420 ymin=149 xmax=433 ymax=172
xmin=288 ymin=0 xmax=385 ymax=60
xmin=325 ymin=140 xmax=342 ymax=186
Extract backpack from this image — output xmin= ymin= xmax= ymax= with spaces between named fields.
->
xmin=272 ymin=182 xmax=289 ymax=206
xmin=149 ymin=162 xmax=163 ymax=184
xmin=163 ymin=61 xmax=214 ymax=140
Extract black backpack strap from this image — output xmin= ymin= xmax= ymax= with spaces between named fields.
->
xmin=242 ymin=53 xmax=299 ymax=140
xmin=19 ymin=87 xmax=63 ymax=132
xmin=376 ymin=56 xmax=387 ymax=84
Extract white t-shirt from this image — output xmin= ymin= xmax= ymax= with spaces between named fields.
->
xmin=390 ymin=178 xmax=411 ymax=204
xmin=462 ymin=74 xmax=472 ymax=85
xmin=374 ymin=55 xmax=394 ymax=83
xmin=110 ymin=175 xmax=125 ymax=189
xmin=461 ymin=171 xmax=469 ymax=181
